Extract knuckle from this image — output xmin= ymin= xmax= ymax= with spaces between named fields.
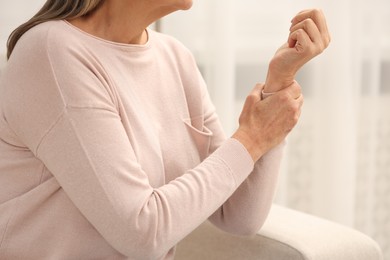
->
xmin=312 ymin=8 xmax=323 ymax=17
xmin=293 ymin=29 xmax=302 ymax=39
xmin=293 ymin=114 xmax=300 ymax=124
xmin=325 ymin=35 xmax=331 ymax=46
xmin=287 ymin=99 xmax=299 ymax=111
xmin=278 ymin=93 xmax=289 ymax=102
xmin=312 ymin=44 xmax=323 ymax=55
xmin=307 ymin=45 xmax=317 ymax=56
xmin=317 ymin=42 xmax=325 ymax=53
xmin=293 ymin=82 xmax=302 ymax=93
xmin=304 ymin=18 xmax=315 ymax=26
xmin=292 ymin=103 xmax=300 ymax=114
xmin=297 ymin=28 xmax=305 ymax=35
xmin=288 ymin=109 xmax=300 ymax=125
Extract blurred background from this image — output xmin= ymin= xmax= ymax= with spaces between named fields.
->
xmin=1 ymin=0 xmax=389 ymax=258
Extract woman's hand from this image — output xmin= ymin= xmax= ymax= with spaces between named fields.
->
xmin=233 ymin=81 xmax=303 ymax=162
xmin=264 ymin=9 xmax=331 ymax=92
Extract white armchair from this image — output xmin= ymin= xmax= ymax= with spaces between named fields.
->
xmin=176 ymin=205 xmax=383 ymax=260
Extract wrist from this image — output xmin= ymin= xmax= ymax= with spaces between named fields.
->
xmin=232 ymin=129 xmax=265 ymax=163
xmin=265 ymin=64 xmax=295 ymax=92
xmin=264 ymin=74 xmax=294 ymax=93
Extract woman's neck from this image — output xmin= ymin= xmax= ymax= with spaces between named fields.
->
xmin=68 ymin=1 xmax=162 ymax=45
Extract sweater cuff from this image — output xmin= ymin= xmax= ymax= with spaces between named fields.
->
xmin=212 ymin=138 xmax=255 ymax=186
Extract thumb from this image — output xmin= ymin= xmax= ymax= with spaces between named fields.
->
xmin=288 ymin=29 xmax=311 ymax=53
xmin=242 ymin=83 xmax=265 ymax=112
xmin=248 ymin=83 xmax=265 ymax=103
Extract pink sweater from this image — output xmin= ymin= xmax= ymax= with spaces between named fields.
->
xmin=0 ymin=20 xmax=284 ymax=259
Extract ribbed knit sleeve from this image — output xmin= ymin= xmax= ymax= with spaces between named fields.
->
xmin=191 ymin=56 xmax=286 ymax=235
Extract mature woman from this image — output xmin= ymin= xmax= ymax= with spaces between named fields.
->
xmin=0 ymin=0 xmax=330 ymax=259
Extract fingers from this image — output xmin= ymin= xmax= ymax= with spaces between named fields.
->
xmin=242 ymin=83 xmax=264 ymax=112
xmin=250 ymin=83 xmax=265 ymax=97
xmin=288 ymin=28 xmax=312 ymax=52
xmin=296 ymin=93 xmax=304 ymax=110
xmin=248 ymin=83 xmax=264 ymax=103
xmin=270 ymin=82 xmax=303 ymax=131
xmin=290 ymin=9 xmax=331 ymax=49
xmin=280 ymin=80 xmax=302 ymax=99
xmin=292 ymin=9 xmax=329 ymax=37
xmin=293 ymin=94 xmax=304 ymax=126
xmin=286 ymin=9 xmax=331 ymax=61
xmin=290 ymin=18 xmax=322 ymax=45
xmin=286 ymin=87 xmax=304 ymax=128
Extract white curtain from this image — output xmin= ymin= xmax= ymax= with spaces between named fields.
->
xmin=1 ymin=0 xmax=389 ymax=258
xmin=162 ymin=0 xmax=390 ymax=258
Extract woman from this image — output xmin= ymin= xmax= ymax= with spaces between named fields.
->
xmin=0 ymin=0 xmax=330 ymax=259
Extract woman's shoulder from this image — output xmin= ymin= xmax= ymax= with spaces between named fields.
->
xmin=150 ymin=29 xmax=197 ymax=68
xmin=17 ymin=20 xmax=74 ymax=50
xmin=10 ymin=20 xmax=82 ymax=65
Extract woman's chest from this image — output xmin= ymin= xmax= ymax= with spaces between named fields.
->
xmin=109 ymin=65 xmax=208 ymax=186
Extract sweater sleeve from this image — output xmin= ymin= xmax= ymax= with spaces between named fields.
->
xmin=2 ymin=28 xmax=256 ymax=259
xmin=35 ymin=109 xmax=255 ymax=258
xmin=196 ymin=68 xmax=286 ymax=235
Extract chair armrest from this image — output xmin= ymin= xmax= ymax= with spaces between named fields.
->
xmin=175 ymin=205 xmax=383 ymax=260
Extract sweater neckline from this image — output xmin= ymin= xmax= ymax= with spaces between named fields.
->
xmin=61 ymin=20 xmax=153 ymax=52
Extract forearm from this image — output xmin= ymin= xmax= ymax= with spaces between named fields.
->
xmin=264 ymin=65 xmax=295 ymax=93
xmin=38 ymin=112 xmax=256 ymax=259
xmin=208 ymin=141 xmax=285 ymax=235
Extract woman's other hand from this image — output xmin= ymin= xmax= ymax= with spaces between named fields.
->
xmin=233 ymin=81 xmax=303 ymax=162
xmin=265 ymin=9 xmax=331 ymax=92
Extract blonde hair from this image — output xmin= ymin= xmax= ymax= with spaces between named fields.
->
xmin=6 ymin=0 xmax=103 ymax=59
